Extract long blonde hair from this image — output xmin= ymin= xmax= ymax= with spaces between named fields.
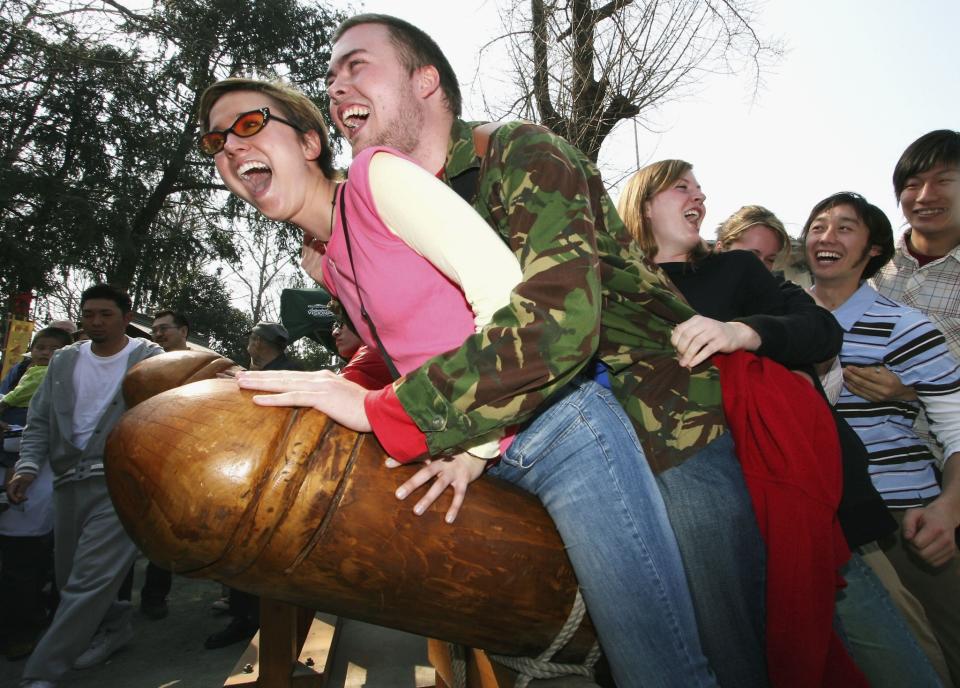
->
xmin=617 ymin=159 xmax=708 ymax=262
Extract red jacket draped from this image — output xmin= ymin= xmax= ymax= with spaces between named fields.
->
xmin=714 ymin=351 xmax=867 ymax=688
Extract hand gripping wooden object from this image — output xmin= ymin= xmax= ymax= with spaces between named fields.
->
xmin=105 ymin=351 xmax=597 ymax=663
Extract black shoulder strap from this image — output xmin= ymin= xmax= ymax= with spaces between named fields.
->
xmin=447 ymin=122 xmax=502 ymax=203
xmin=337 ymin=185 xmax=402 ymax=381
xmin=449 ymin=168 xmax=479 ymax=204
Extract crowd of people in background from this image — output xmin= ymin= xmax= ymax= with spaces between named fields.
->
xmin=0 ymin=11 xmax=958 ymax=688
xmin=0 ymin=291 xmax=320 ymax=683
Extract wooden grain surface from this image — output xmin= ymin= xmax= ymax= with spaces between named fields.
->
xmin=107 ymin=353 xmax=597 ymax=662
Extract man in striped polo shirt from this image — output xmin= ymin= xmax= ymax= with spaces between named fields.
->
xmin=803 ymin=191 xmax=960 ymax=685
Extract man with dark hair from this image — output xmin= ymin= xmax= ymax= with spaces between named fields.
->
xmin=130 ymin=309 xmax=191 ymax=621
xmin=150 ymin=310 xmax=189 ymax=353
xmin=332 ymin=319 xmax=393 ymax=390
xmin=7 ymin=284 xmax=162 ymax=687
xmin=332 ymin=13 xmax=462 ymax=117
xmin=332 ymin=319 xmax=361 ymax=360
xmin=847 ymin=130 xmax=960 ymax=431
xmin=298 ymin=14 xmax=773 ymax=686
xmin=804 ymin=193 xmax=960 ymax=685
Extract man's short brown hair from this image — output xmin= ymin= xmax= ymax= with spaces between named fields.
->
xmin=333 ymin=14 xmax=462 ymax=117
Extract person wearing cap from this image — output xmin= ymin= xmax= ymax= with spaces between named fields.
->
xmin=205 ymin=322 xmax=301 ymax=650
xmin=246 ymin=322 xmax=300 ymax=372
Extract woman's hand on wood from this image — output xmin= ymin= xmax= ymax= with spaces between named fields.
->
xmin=236 ymin=370 xmax=372 ymax=432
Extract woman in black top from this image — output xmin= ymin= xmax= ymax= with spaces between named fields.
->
xmin=617 ymin=158 xmax=891 ymax=542
xmin=616 ymin=159 xmax=841 ymax=369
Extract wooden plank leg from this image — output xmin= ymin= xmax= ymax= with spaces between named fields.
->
xmin=428 ymin=638 xmax=516 ymax=688
xmin=259 ymin=598 xmax=300 ymax=687
xmin=291 ymin=615 xmax=341 ymax=686
xmin=428 ymin=638 xmax=454 ymax=685
xmin=224 ymin=599 xmax=337 ymax=688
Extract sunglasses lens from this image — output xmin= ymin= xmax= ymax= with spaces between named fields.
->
xmin=198 ymin=110 xmax=267 ymax=157
xmin=234 ymin=111 xmax=267 ymax=138
xmin=199 ymin=132 xmax=225 ymax=156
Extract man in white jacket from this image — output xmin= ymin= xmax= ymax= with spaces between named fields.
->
xmin=8 ymin=284 xmax=162 ymax=688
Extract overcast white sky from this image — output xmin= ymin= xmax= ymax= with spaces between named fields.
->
xmin=354 ymin=0 xmax=960 ymax=239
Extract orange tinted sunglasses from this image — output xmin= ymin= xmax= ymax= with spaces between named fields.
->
xmin=199 ymin=108 xmax=302 ymax=156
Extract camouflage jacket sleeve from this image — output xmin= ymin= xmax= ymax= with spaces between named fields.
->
xmin=392 ymin=120 xmax=603 ymax=454
xmin=580 ymin=182 xmax=727 ymax=471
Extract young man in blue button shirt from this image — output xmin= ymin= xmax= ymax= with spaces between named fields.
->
xmin=803 ymin=192 xmax=960 ymax=685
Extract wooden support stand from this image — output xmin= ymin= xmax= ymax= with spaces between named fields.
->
xmin=428 ymin=639 xmax=519 ymax=688
xmin=224 ymin=599 xmax=340 ymax=687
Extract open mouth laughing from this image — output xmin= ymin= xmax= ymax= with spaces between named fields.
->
xmin=238 ymin=160 xmax=272 ymax=195
xmin=910 ymin=207 xmax=949 ymax=223
xmin=812 ymin=250 xmax=842 ymax=266
xmin=340 ymin=105 xmax=370 ymax=134
xmin=682 ymin=207 xmax=704 ymax=229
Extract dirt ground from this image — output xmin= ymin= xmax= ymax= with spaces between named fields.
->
xmin=0 ymin=556 xmax=433 ymax=688
xmin=1 ymin=557 xmax=605 ymax=688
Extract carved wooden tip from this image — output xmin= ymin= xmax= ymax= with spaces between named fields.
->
xmin=123 ymin=350 xmax=237 ymax=407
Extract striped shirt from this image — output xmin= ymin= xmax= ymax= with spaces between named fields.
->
xmin=831 ymin=283 xmax=960 ymax=509
xmin=871 ymin=232 xmax=960 ymax=460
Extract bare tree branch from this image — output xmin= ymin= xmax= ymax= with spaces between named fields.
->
xmin=482 ymin=0 xmax=781 ymax=162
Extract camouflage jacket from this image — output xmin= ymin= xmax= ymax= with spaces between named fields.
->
xmin=393 ymin=119 xmax=726 ymax=472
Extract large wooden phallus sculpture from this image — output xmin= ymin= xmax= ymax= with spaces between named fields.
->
xmin=105 ymin=351 xmax=597 ymax=663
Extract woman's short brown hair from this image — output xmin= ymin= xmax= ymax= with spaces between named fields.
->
xmin=198 ymin=77 xmax=335 ymax=179
xmin=617 ymin=159 xmax=708 ymax=262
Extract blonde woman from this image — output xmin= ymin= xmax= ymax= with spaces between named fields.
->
xmin=715 ymin=205 xmax=791 ymax=271
xmin=617 ymin=160 xmax=839 ymax=368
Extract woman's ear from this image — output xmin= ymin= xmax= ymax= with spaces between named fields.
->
xmin=301 ymin=130 xmax=324 ymax=162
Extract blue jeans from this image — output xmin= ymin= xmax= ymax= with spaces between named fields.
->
xmin=489 ymin=378 xmax=716 ymax=688
xmin=835 ymin=551 xmax=943 ymax=688
xmin=655 ymin=433 xmax=769 ymax=688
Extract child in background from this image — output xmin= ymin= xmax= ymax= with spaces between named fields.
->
xmin=0 ymin=327 xmax=72 ymax=659
xmin=1 ymin=328 xmax=73 ymax=473
xmin=0 ymin=327 xmax=74 ymax=434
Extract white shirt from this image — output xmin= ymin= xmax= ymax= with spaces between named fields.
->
xmin=71 ymin=338 xmax=137 ymax=449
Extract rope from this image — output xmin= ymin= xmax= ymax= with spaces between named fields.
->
xmin=488 ymin=589 xmax=601 ymax=688
xmin=448 ymin=641 xmax=468 ymax=688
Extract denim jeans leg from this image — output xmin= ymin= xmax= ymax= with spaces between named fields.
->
xmin=655 ymin=433 xmax=769 ymax=688
xmin=489 ymin=379 xmax=716 ymax=688
xmin=835 ymin=551 xmax=943 ymax=688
